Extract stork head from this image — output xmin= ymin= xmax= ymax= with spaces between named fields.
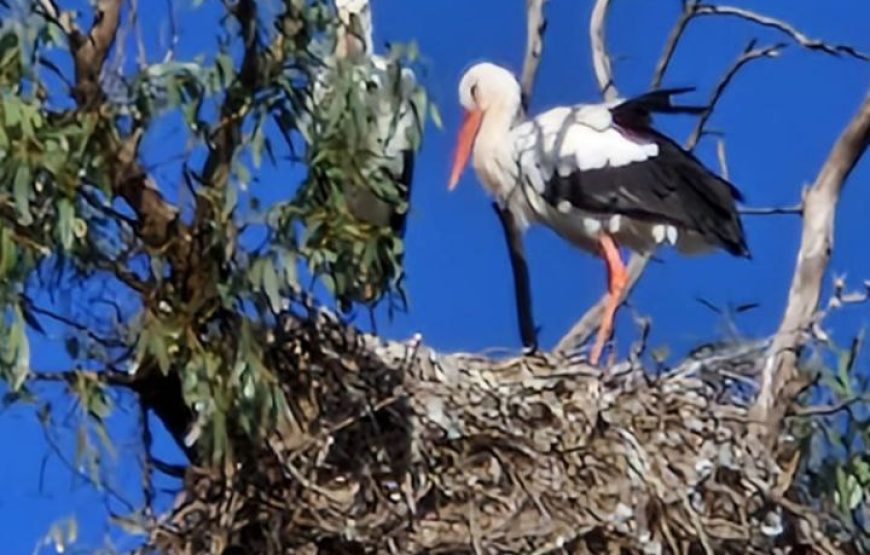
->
xmin=449 ymin=63 xmax=522 ymax=190
xmin=335 ymin=0 xmax=373 ymax=60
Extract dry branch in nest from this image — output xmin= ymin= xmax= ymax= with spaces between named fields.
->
xmin=143 ymin=311 xmax=846 ymax=555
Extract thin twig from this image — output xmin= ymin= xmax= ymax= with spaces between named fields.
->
xmin=19 ymin=295 xmax=127 ymax=347
xmin=686 ymin=40 xmax=785 ymax=150
xmin=38 ymin=421 xmax=136 ymax=513
xmin=653 ymin=1 xmax=869 ymax=92
xmin=694 ymin=4 xmax=870 ymax=61
xmin=789 ymin=394 xmax=870 ymax=418
xmin=650 ymin=0 xmax=699 ymax=89
xmin=752 ymin=92 xmax=870 ymax=438
xmin=739 ymin=204 xmax=802 ymax=216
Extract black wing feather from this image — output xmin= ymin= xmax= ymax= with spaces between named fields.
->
xmin=542 ymin=89 xmax=749 ymax=257
xmin=611 ymin=87 xmax=706 ymax=130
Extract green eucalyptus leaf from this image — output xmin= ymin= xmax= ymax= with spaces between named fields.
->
xmin=262 ymin=259 xmax=282 ymax=313
xmin=57 ymin=197 xmax=74 ymax=250
xmin=13 ymin=165 xmax=32 ymax=225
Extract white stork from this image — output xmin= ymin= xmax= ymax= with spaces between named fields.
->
xmin=303 ymin=0 xmax=420 ymax=233
xmin=448 ymin=63 xmax=749 ymax=365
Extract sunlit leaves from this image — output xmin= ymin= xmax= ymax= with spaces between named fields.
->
xmin=131 ymin=310 xmax=182 ymax=375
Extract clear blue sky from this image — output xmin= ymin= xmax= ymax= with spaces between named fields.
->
xmin=2 ymin=1 xmax=868 ymax=552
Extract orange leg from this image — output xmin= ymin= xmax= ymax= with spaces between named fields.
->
xmin=589 ymin=233 xmax=628 ymax=366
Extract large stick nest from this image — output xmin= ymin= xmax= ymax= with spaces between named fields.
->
xmin=145 ymin=310 xmax=848 ymax=554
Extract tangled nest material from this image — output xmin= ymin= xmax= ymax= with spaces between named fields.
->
xmin=144 ymin=310 xmax=849 ymax=555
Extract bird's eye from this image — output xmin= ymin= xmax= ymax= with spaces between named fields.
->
xmin=470 ymin=84 xmax=479 ymax=102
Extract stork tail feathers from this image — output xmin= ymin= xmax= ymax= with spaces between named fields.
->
xmin=612 ymin=88 xmax=707 ymax=130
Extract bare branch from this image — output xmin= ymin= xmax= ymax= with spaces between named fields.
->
xmin=556 ymin=0 xmax=865 ymax=360
xmin=653 ymin=2 xmax=868 ymax=91
xmin=650 ymin=0 xmax=699 ymax=89
xmin=694 ymin=4 xmax=870 ymax=61
xmin=751 ymin=92 xmax=870 ymax=436
xmin=520 ymin=0 xmax=548 ymax=110
xmin=589 ymin=0 xmax=618 ymax=101
xmin=686 ymin=40 xmax=785 ymax=150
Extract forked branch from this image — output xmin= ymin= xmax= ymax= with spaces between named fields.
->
xmin=694 ymin=5 xmax=870 ymax=61
xmin=653 ymin=1 xmax=868 ymax=89
xmin=686 ymin=40 xmax=785 ymax=150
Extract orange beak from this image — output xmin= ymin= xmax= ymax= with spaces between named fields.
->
xmin=448 ymin=109 xmax=483 ymax=191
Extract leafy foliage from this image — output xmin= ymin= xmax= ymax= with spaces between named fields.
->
xmin=792 ymin=336 xmax=870 ymax=549
xmin=283 ymin=41 xmax=429 ymax=312
xmin=0 ymin=0 xmax=432 ymax=544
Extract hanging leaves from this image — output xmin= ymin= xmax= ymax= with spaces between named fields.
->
xmin=281 ymin=42 xmax=431 ymax=311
